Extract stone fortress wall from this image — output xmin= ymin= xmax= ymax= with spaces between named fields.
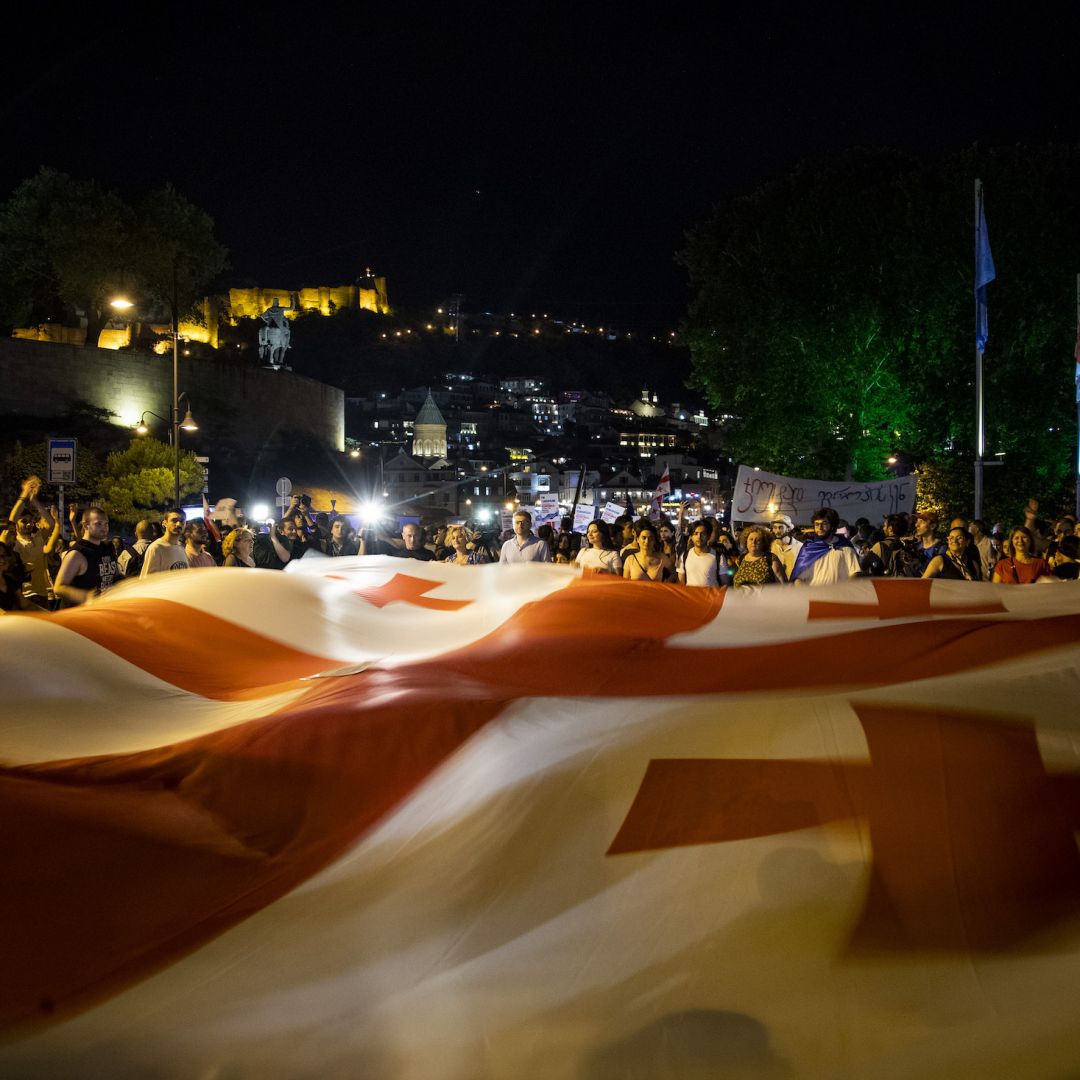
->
xmin=14 ymin=276 xmax=390 ymax=351
xmin=0 ymin=338 xmax=344 ymax=451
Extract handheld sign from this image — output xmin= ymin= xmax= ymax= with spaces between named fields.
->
xmin=572 ymin=503 xmax=595 ymax=534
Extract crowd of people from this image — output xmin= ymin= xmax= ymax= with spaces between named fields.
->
xmin=2 ymin=477 xmax=1078 ymax=614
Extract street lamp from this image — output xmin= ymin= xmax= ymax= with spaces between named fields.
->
xmin=111 ymin=289 xmax=197 ymax=508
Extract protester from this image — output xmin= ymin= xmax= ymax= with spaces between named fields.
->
xmin=576 ymin=521 xmax=622 ymax=575
xmin=53 ymin=507 xmax=119 ymax=606
xmin=557 ymin=516 xmax=583 ymax=558
xmin=0 ymin=541 xmax=31 ymax=611
xmin=254 ymin=519 xmax=298 ymax=569
xmin=923 ymin=527 xmax=978 ymax=580
xmin=1 ymin=475 xmax=62 ymax=607
xmin=863 ymin=514 xmax=905 ymax=576
xmin=117 ymin=520 xmax=154 ymax=577
xmin=443 ymin=524 xmax=487 ymax=565
xmin=909 ymin=512 xmax=943 ymax=571
xmin=732 ymin=525 xmax=787 ymax=586
xmin=790 ymin=507 xmax=861 ymax=585
xmin=393 ymin=523 xmax=437 ymax=561
xmin=325 ymin=518 xmax=359 ymax=557
xmin=769 ymin=515 xmax=802 ymax=579
xmin=221 ymin=528 xmax=256 ymax=567
xmin=1051 ymin=534 xmax=1080 ymax=580
xmin=500 ymin=511 xmax=551 ymax=563
xmin=141 ymin=510 xmax=190 ymax=576
xmin=678 ymin=520 xmax=725 ymax=586
xmin=992 ymin=526 xmax=1052 ymax=584
xmin=183 ymin=520 xmax=217 ymax=567
xmin=623 ymin=523 xmax=675 ymax=581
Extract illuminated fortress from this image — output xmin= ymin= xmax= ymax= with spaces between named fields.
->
xmin=15 ymin=273 xmax=390 ymax=350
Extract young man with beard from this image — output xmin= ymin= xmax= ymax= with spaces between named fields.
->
xmin=789 ymin=507 xmax=861 ymax=586
xmin=183 ymin=520 xmax=217 ymax=567
xmin=53 ymin=507 xmax=119 ymax=606
xmin=141 ymin=510 xmax=191 ymax=576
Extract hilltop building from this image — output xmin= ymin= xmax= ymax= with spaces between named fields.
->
xmin=14 ymin=272 xmax=390 ymax=350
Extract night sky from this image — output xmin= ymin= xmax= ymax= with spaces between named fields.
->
xmin=2 ymin=7 xmax=1076 ymax=333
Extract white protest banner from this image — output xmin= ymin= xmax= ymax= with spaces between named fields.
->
xmin=600 ymin=501 xmax=624 ymax=524
xmin=733 ymin=465 xmax=917 ymax=525
xmin=572 ymin=503 xmax=595 ymax=534
xmin=500 ymin=512 xmax=515 ymax=534
xmin=539 ymin=494 xmax=560 ymax=518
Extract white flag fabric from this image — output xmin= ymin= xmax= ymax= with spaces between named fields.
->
xmin=3 ymin=559 xmax=1080 ymax=1078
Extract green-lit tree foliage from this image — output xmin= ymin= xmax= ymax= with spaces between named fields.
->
xmin=96 ymin=439 xmax=204 ymax=524
xmin=0 ymin=169 xmax=228 ymax=342
xmin=681 ymin=145 xmax=1080 ymax=519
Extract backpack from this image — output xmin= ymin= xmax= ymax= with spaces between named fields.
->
xmin=887 ymin=540 xmax=927 ymax=579
xmin=118 ymin=544 xmax=145 ymax=578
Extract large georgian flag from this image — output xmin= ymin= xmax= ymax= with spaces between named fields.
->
xmin=4 ymin=558 xmax=1080 ymax=1078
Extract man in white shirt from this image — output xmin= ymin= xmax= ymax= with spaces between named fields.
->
xmin=499 ymin=511 xmax=551 ymax=564
xmin=141 ymin=510 xmax=191 ymax=576
xmin=790 ymin=507 xmax=861 ymax=586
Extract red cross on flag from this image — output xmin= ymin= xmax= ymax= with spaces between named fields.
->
xmin=3 ymin=559 xmax=1080 ymax=1077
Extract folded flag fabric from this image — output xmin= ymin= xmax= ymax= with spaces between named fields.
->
xmin=3 ymin=559 xmax=1080 ymax=1078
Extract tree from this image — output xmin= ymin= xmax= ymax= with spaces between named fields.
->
xmin=0 ymin=168 xmax=129 ymax=342
xmin=0 ymin=169 xmax=228 ymax=343
xmin=96 ymin=439 xmax=204 ymax=524
xmin=680 ymin=145 xmax=1080 ymax=518
xmin=128 ymin=185 xmax=229 ymax=325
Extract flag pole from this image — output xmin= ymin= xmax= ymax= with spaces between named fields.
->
xmin=974 ymin=178 xmax=985 ymax=521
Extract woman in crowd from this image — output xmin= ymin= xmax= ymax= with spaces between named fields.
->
xmin=443 ymin=524 xmax=487 ymax=566
xmin=553 ymin=531 xmax=577 ymax=564
xmin=576 ymin=520 xmax=623 ymax=575
xmin=221 ymin=528 xmax=256 ymax=567
xmin=923 ymin=526 xmax=978 ymax=580
xmin=992 ymin=526 xmax=1052 ymax=584
xmin=623 ymin=523 xmax=676 ymax=582
xmin=678 ymin=520 xmax=725 ymax=587
xmin=732 ymin=525 xmax=787 ymax=586
xmin=658 ymin=519 xmax=679 ymax=565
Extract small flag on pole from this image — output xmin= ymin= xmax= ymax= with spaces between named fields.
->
xmin=975 ymin=185 xmax=996 ymax=352
xmin=648 ymin=468 xmax=671 ymax=521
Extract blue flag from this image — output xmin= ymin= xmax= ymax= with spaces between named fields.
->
xmin=975 ymin=187 xmax=995 ymax=352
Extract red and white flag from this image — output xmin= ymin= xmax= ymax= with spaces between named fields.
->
xmin=648 ymin=467 xmax=671 ymax=520
xmin=3 ymin=561 xmax=1080 ymax=1077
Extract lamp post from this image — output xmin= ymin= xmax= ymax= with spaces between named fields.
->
xmin=112 ymin=284 xmax=198 ymax=508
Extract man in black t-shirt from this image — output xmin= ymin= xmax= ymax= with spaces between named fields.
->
xmin=54 ymin=508 xmax=119 ymax=606
xmin=359 ymin=522 xmax=435 ymax=560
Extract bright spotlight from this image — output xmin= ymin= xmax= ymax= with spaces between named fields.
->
xmin=251 ymin=503 xmax=269 ymax=520
xmin=359 ymin=501 xmax=384 ymax=524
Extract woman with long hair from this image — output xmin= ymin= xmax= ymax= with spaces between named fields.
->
xmin=992 ymin=526 xmax=1052 ymax=584
xmin=575 ymin=520 xmax=622 ymax=575
xmin=623 ymin=523 xmax=675 ymax=581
